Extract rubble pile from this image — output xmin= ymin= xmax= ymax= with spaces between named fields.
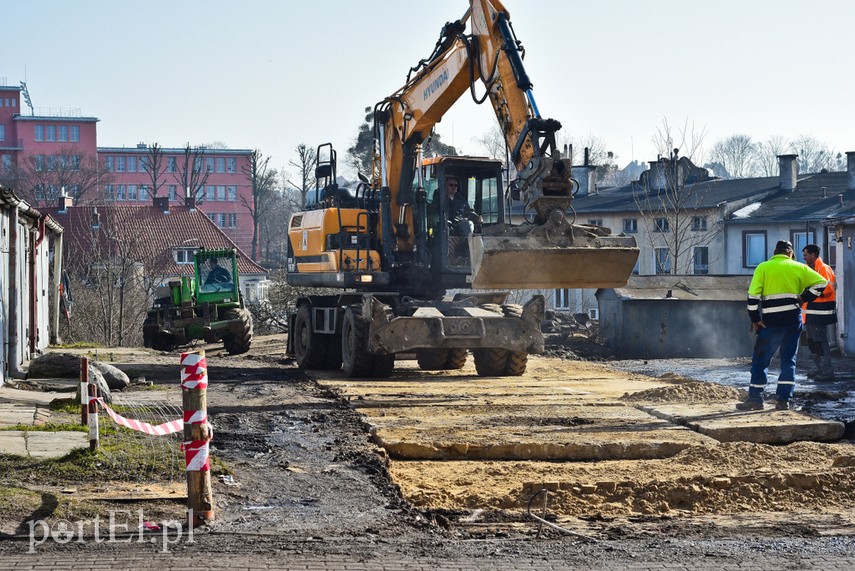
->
xmin=541 ymin=311 xmax=615 ymax=361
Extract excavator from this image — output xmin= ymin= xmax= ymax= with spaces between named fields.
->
xmin=286 ymin=0 xmax=639 ymax=378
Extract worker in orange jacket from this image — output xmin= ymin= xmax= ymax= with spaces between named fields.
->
xmin=802 ymin=244 xmax=837 ymax=381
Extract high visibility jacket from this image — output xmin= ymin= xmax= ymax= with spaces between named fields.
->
xmin=802 ymin=257 xmax=837 ymax=325
xmin=747 ymin=254 xmax=827 ymax=327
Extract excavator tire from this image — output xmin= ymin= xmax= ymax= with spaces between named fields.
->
xmin=342 ymin=306 xmax=375 ymax=378
xmin=473 ymin=348 xmax=528 ymax=377
xmin=447 ymin=348 xmax=468 ymax=370
xmin=416 ymin=348 xmax=468 ymax=370
xmin=416 ymin=349 xmax=449 ymax=370
xmin=222 ymin=308 xmax=253 ymax=355
xmin=292 ymin=304 xmax=328 ymax=368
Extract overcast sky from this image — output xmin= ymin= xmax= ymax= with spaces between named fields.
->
xmin=5 ymin=0 xmax=855 ymax=181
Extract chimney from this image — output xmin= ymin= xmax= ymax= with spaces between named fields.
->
xmin=847 ymin=151 xmax=855 ymax=191
xmin=571 ymin=165 xmax=597 ymax=196
xmin=153 ymin=195 xmax=170 ymax=213
xmin=57 ymin=195 xmax=74 ymax=212
xmin=778 ymin=154 xmax=798 ymax=191
xmin=647 ymin=159 xmax=668 ymax=191
xmin=185 ymin=187 xmax=196 ymax=211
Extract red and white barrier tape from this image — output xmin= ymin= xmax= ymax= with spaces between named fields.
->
xmin=184 ymin=439 xmax=210 ymax=471
xmin=180 ymin=352 xmax=208 ymax=389
xmin=88 ymin=396 xmax=182 ymax=436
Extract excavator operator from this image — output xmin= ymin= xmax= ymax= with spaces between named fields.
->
xmin=444 ymin=176 xmax=482 ymax=236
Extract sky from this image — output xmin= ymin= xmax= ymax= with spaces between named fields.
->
xmin=5 ymin=0 xmax=855 ymax=182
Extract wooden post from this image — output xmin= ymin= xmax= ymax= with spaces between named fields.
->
xmin=80 ymin=357 xmax=89 ymax=426
xmin=181 ymin=350 xmax=214 ymax=526
xmin=87 ymin=379 xmax=99 ymax=451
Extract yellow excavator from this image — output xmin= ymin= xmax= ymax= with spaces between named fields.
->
xmin=286 ymin=0 xmax=639 ymax=378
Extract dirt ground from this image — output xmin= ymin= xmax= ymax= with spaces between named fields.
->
xmin=3 ymin=334 xmax=855 ymax=562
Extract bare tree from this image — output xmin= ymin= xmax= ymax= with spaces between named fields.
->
xmin=708 ymin=134 xmax=758 ymax=179
xmin=172 ymin=143 xmax=211 ymax=201
xmin=144 ymin=142 xmax=168 ymax=198
xmin=789 ymin=135 xmax=835 ymax=173
xmin=633 ymin=151 xmax=721 ymax=275
xmin=755 ymin=135 xmax=789 ymax=176
xmin=241 ymin=149 xmax=278 ymax=261
xmin=62 ymin=208 xmax=155 ymax=346
xmin=286 ymin=144 xmax=318 ymax=209
xmin=13 ymin=147 xmax=108 ymax=207
xmin=651 ymin=117 xmax=708 ymax=164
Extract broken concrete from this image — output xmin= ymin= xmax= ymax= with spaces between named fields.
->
xmin=640 ymin=403 xmax=846 ymax=444
xmin=0 ymin=430 xmax=88 ymax=459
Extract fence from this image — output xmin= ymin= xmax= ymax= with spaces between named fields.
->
xmin=80 ymin=351 xmax=214 ymax=525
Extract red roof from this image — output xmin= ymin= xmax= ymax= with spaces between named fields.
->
xmin=42 ymin=204 xmax=268 ymax=277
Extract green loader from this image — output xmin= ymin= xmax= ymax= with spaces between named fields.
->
xmin=143 ymin=248 xmax=253 ymax=354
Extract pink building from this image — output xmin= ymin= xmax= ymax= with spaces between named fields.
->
xmin=0 ymin=81 xmax=257 ymax=256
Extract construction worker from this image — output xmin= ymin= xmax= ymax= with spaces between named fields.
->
xmin=738 ymin=240 xmax=827 ymax=411
xmin=801 ymin=244 xmax=837 ymax=381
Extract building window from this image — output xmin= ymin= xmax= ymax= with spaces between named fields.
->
xmin=228 ymin=213 xmax=237 ymax=228
xmin=195 ymin=186 xmax=204 ymax=203
xmin=206 ymin=185 xmax=215 ymax=201
xmin=206 ymin=158 xmax=214 ymax=173
xmin=622 ymin=218 xmax=637 ymax=233
xmin=743 ymin=231 xmax=766 ymax=268
xmin=554 ymin=289 xmax=573 ymax=310
xmin=218 ymin=213 xmax=227 ymax=228
xmin=193 ymin=157 xmax=202 ymax=173
xmin=216 ymin=157 xmax=225 ymax=173
xmin=139 ymin=185 xmax=148 ymax=201
xmin=227 ymin=158 xmax=236 ymax=173
xmin=139 ymin=156 xmax=148 ymax=172
xmin=34 ymin=155 xmax=45 ymax=172
xmin=168 ymin=157 xmax=176 ymax=173
xmin=693 ymin=246 xmax=709 ymax=274
xmin=588 ymin=219 xmax=603 ymax=227
xmin=70 ymin=126 xmax=79 ymax=142
xmin=0 ymin=125 xmax=5 ymax=141
xmin=1 ymin=154 xmax=11 ymax=170
xmin=691 ymin=216 xmax=707 ymax=231
xmin=227 ymin=185 xmax=237 ymax=201
xmin=34 ymin=125 xmax=44 ymax=141
xmin=217 ymin=185 xmax=226 ymax=201
xmin=168 ymin=185 xmax=177 ymax=201
xmin=105 ymin=156 xmax=114 ymax=172
xmin=104 ymin=184 xmax=113 ymax=202
xmin=654 ymin=217 xmax=670 ymax=233
xmin=208 ymin=213 xmax=216 ymax=223
xmin=46 ymin=125 xmax=56 ymax=142
xmin=116 ymin=185 xmax=126 ymax=200
xmin=791 ymin=230 xmax=816 ymax=263
xmin=127 ymin=156 xmax=136 ymax=172
xmin=128 ymin=185 xmax=138 ymax=201
xmin=174 ymin=248 xmax=197 ymax=264
xmin=70 ymin=155 xmax=81 ymax=171
xmin=655 ymin=247 xmax=671 ymax=274
xmin=58 ymin=125 xmax=68 ymax=142
xmin=116 ymin=156 xmax=125 ymax=172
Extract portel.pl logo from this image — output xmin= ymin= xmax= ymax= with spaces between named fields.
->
xmin=28 ymin=509 xmax=195 ymax=553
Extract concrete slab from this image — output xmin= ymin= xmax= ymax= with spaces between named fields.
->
xmin=0 ymin=403 xmax=38 ymax=427
xmin=0 ymin=385 xmax=71 ymax=405
xmin=25 ymin=431 xmax=89 ymax=458
xmin=360 ymin=402 xmax=717 ymax=461
xmin=0 ymin=431 xmax=29 ymax=456
xmin=640 ymin=403 xmax=846 ymax=444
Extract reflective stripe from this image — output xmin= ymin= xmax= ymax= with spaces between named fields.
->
xmin=777 ymin=380 xmax=795 ymax=385
xmin=805 ymin=309 xmax=836 ymax=315
xmin=747 ymin=303 xmax=759 ymax=310
xmin=763 ymin=293 xmax=799 ymax=300
xmin=762 ymin=305 xmax=799 ymax=314
xmin=807 ymin=281 xmax=828 ymax=296
xmin=749 ymin=384 xmax=766 ymax=388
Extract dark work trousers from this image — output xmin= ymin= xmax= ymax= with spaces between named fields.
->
xmin=805 ymin=322 xmax=834 ymax=376
xmin=749 ymin=321 xmax=803 ymax=403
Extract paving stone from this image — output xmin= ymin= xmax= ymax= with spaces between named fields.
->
xmin=0 ymin=431 xmax=28 ymax=456
xmin=26 ymin=431 xmax=89 ymax=458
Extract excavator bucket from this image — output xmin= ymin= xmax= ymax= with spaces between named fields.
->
xmin=469 ymin=212 xmax=639 ymax=290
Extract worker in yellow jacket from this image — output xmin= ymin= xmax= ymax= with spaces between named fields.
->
xmin=738 ymin=240 xmax=827 ymax=411
xmin=801 ymin=244 xmax=837 ymax=382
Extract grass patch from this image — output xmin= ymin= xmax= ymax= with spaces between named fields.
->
xmin=0 ymin=422 xmax=88 ymax=433
xmin=52 ymin=342 xmax=105 ymax=349
xmin=49 ymin=398 xmax=80 ymax=413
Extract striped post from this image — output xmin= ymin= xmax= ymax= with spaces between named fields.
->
xmin=87 ymin=377 xmax=99 ymax=451
xmin=80 ymin=357 xmax=89 ymax=426
xmin=181 ymin=350 xmax=213 ymax=526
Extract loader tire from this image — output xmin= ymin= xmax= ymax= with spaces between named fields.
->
xmin=222 ymin=308 xmax=253 ymax=355
xmin=342 ymin=306 xmax=393 ymax=378
xmin=416 ymin=348 xmax=468 ymax=370
xmin=446 ymin=348 xmax=468 ymax=370
xmin=292 ymin=303 xmax=328 ymax=369
xmin=473 ymin=348 xmax=528 ymax=377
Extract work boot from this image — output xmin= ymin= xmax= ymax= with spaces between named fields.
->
xmin=736 ymin=399 xmax=764 ymax=411
xmin=775 ymin=399 xmax=790 ymax=411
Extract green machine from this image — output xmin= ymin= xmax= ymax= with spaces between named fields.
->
xmin=143 ymin=248 xmax=253 ymax=354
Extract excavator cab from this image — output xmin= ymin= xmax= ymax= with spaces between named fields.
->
xmin=422 ymin=156 xmax=504 ymax=291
